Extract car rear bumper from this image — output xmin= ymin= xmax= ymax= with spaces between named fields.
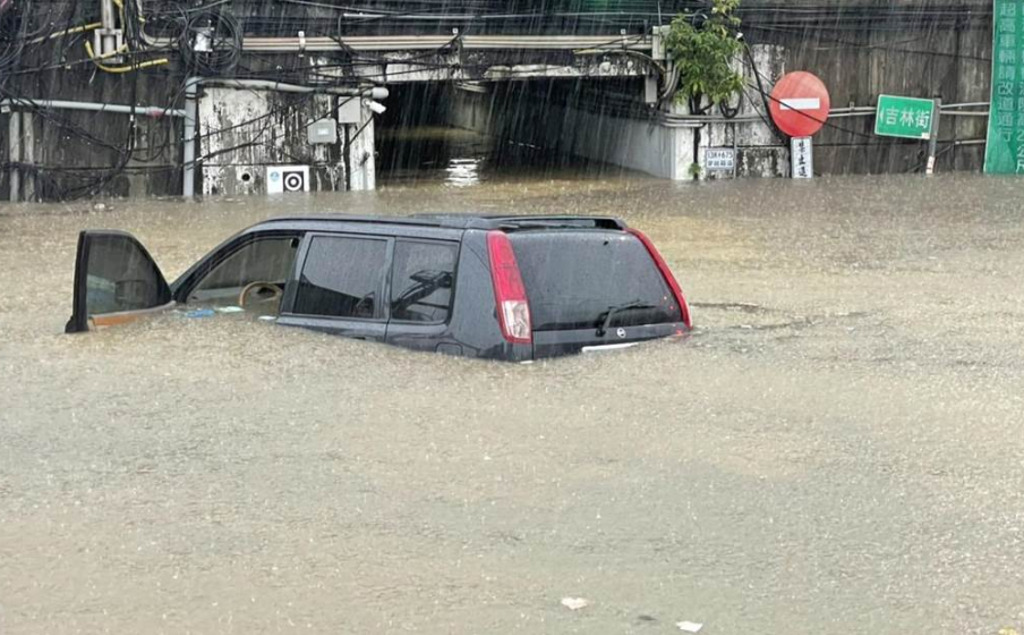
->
xmin=531 ymin=322 xmax=688 ymax=360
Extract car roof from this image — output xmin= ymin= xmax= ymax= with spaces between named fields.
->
xmin=252 ymin=214 xmax=628 ymax=232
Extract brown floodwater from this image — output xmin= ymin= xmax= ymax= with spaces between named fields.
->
xmin=2 ymin=172 xmax=1024 ymax=634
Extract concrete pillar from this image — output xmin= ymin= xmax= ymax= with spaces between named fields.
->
xmin=183 ymin=78 xmax=199 ymax=198
xmin=346 ymin=101 xmax=376 ymax=191
xmin=701 ymin=44 xmax=787 ymax=179
xmin=8 ymin=111 xmax=20 ymax=202
xmin=22 ymin=110 xmax=34 ymax=201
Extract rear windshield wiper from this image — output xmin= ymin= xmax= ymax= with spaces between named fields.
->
xmin=596 ymin=301 xmax=659 ymax=337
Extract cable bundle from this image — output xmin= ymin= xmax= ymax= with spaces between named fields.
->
xmin=178 ymin=8 xmax=242 ymax=75
xmin=0 ymin=1 xmax=24 ymax=77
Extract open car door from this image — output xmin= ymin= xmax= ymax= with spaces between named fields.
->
xmin=65 ymin=231 xmax=174 ymax=333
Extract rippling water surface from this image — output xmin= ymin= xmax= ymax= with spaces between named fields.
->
xmin=2 ymin=173 xmax=1024 ymax=633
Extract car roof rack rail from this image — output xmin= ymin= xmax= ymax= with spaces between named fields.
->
xmin=483 ymin=216 xmax=628 ymax=231
xmin=409 ymin=214 xmax=628 ymax=231
xmin=266 ymin=214 xmax=628 ymax=231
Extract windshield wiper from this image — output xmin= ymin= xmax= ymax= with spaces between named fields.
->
xmin=596 ymin=301 xmax=658 ymax=337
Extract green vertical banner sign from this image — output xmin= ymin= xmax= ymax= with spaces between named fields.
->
xmin=985 ymin=0 xmax=1024 ymax=173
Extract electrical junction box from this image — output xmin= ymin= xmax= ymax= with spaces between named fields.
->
xmin=308 ymin=118 xmax=338 ymax=145
xmin=337 ymin=98 xmax=362 ymax=124
xmin=644 ymin=75 xmax=659 ymax=104
xmin=651 ymin=25 xmax=669 ymax=61
xmin=193 ymin=27 xmax=214 ymax=53
xmin=266 ymin=165 xmax=310 ymax=194
xmin=92 ymin=28 xmax=125 ymax=63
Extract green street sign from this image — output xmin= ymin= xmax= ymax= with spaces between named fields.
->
xmin=984 ymin=0 xmax=1024 ymax=174
xmin=875 ymin=95 xmax=936 ymax=139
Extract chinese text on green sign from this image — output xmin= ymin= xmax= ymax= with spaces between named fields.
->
xmin=874 ymin=95 xmax=935 ymax=140
xmin=985 ymin=0 xmax=1024 ymax=174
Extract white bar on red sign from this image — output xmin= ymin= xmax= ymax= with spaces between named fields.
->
xmin=780 ymin=98 xmax=821 ymax=111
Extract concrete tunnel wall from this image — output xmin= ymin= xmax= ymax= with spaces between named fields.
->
xmin=443 ymin=45 xmax=786 ymax=180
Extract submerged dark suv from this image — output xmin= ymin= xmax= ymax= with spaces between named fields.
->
xmin=67 ymin=214 xmax=692 ymax=361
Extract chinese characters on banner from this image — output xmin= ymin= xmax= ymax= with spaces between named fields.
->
xmin=791 ymin=137 xmax=813 ymax=178
xmin=985 ymin=0 xmax=1024 ymax=174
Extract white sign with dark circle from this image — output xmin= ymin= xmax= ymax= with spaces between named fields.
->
xmin=266 ymin=165 xmax=311 ymax=194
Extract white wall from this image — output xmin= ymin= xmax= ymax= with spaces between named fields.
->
xmin=197 ymin=87 xmax=377 ymax=195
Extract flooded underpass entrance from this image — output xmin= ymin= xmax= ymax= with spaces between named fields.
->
xmin=377 ymin=80 xmax=655 ymax=187
xmin=3 ymin=174 xmax=1024 ymax=633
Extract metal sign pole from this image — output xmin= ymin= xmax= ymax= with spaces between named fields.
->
xmin=731 ymin=121 xmax=738 ymax=179
xmin=926 ymin=98 xmax=942 ymax=176
xmin=8 ymin=110 xmax=21 ymax=202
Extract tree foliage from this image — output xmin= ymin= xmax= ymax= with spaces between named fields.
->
xmin=664 ymin=0 xmax=744 ymax=108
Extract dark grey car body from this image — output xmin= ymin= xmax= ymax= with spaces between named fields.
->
xmin=67 ymin=215 xmax=691 ymax=361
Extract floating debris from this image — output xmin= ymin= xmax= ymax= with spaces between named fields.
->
xmin=676 ymin=620 xmax=703 ymax=633
xmin=560 ymin=597 xmax=589 ymax=611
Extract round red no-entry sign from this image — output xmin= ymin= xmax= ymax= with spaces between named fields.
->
xmin=768 ymin=71 xmax=831 ymax=138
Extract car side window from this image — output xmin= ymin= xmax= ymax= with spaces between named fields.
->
xmin=390 ymin=241 xmax=457 ymax=323
xmin=188 ymin=237 xmax=300 ymax=311
xmin=81 ymin=233 xmax=171 ymax=317
xmin=293 ymin=235 xmax=388 ymax=319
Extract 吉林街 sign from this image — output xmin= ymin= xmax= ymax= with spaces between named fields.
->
xmin=875 ymin=95 xmax=935 ymax=140
xmin=985 ymin=0 xmax=1024 ymax=174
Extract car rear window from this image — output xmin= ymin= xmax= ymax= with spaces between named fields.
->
xmin=511 ymin=231 xmax=682 ymax=331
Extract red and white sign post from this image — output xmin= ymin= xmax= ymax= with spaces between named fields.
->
xmin=768 ymin=72 xmax=831 ymax=179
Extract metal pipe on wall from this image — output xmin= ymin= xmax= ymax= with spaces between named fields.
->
xmin=0 ymin=99 xmax=185 ymax=118
xmin=199 ymin=78 xmax=389 ymax=99
xmin=99 ymin=0 xmax=116 ymax=57
xmin=99 ymin=0 xmax=115 ymax=31
xmin=2 ymin=99 xmax=185 ymax=201
xmin=241 ymin=35 xmax=651 ymax=52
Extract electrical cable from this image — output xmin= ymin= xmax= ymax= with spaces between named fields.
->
xmin=0 ymin=0 xmax=26 ymax=77
xmin=179 ymin=7 xmax=241 ymax=74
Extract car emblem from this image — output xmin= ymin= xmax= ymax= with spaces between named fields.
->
xmin=616 ymin=328 xmax=627 ymax=339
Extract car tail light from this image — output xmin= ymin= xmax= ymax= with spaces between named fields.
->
xmin=626 ymin=228 xmax=693 ymax=329
xmin=486 ymin=231 xmax=532 ymax=344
